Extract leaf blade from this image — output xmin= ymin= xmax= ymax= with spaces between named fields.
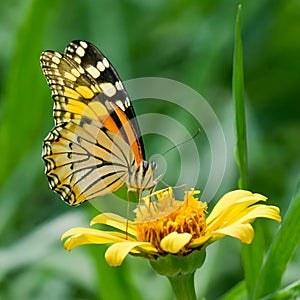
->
xmin=253 ymin=179 xmax=300 ymax=298
xmin=233 ymin=4 xmax=248 ymax=190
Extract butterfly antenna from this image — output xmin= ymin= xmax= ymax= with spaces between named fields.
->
xmin=154 ymin=129 xmax=200 ymax=191
xmin=160 ymin=128 xmax=201 ymax=157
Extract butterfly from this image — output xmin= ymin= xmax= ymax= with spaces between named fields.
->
xmin=40 ymin=40 xmax=158 ymax=205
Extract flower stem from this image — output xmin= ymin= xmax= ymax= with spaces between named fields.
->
xmin=167 ymin=272 xmax=197 ymax=300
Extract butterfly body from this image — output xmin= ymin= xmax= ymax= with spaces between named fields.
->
xmin=41 ymin=40 xmax=157 ymax=205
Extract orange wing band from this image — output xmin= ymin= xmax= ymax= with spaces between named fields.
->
xmin=102 ymin=105 xmax=144 ymax=165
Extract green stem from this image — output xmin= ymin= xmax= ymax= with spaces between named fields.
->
xmin=167 ymin=272 xmax=197 ymax=300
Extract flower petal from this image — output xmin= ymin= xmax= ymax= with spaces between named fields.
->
xmin=207 ymin=191 xmax=270 ymax=231
xmin=160 ymin=232 xmax=192 ymax=254
xmin=61 ymin=227 xmax=135 ymax=251
xmin=91 ymin=213 xmax=136 ymax=236
xmin=105 ymin=241 xmax=158 ymax=266
xmin=191 ymin=223 xmax=254 ymax=246
xmin=192 ymin=204 xmax=280 ymax=247
xmin=189 ymin=235 xmax=212 ymax=248
xmin=207 ymin=190 xmax=266 ymax=223
xmin=237 ymin=205 xmax=281 ymax=224
xmin=211 ymin=223 xmax=254 ymax=244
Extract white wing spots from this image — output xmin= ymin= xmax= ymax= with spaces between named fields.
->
xmin=54 ymin=78 xmax=65 ymax=86
xmin=100 ymin=82 xmax=116 ymax=97
xmin=76 ymin=46 xmax=85 ymax=57
xmin=73 ymin=56 xmax=81 ymax=65
xmin=51 ymin=56 xmax=60 ymax=64
xmin=96 ymin=61 xmax=105 ymax=72
xmin=90 ymin=85 xmax=97 ymax=93
xmin=125 ymin=97 xmax=131 ymax=108
xmin=71 ymin=68 xmax=81 ymax=77
xmin=102 ymin=58 xmax=110 ymax=68
xmin=50 ymin=52 xmax=62 ymax=59
xmin=80 ymin=41 xmax=88 ymax=48
xmin=115 ymin=80 xmax=124 ymax=91
xmin=64 ymin=71 xmax=77 ymax=82
xmin=86 ymin=65 xmax=101 ymax=79
xmin=77 ymin=64 xmax=85 ymax=74
xmin=115 ymin=100 xmax=126 ymax=111
xmin=50 ymin=63 xmax=59 ymax=69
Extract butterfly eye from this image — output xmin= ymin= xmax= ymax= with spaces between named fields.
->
xmin=150 ymin=161 xmax=156 ymax=170
xmin=142 ymin=161 xmax=149 ymax=169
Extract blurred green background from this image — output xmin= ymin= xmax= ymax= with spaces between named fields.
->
xmin=0 ymin=0 xmax=299 ymax=299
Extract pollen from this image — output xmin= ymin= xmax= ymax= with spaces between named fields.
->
xmin=134 ymin=188 xmax=207 ymax=253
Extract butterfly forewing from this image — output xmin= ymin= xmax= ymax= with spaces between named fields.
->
xmin=40 ymin=41 xmax=144 ymax=156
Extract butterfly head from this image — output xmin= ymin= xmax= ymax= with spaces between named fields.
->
xmin=141 ymin=160 xmax=157 ymax=172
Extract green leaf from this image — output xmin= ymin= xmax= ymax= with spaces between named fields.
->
xmin=232 ymin=5 xmax=261 ymax=298
xmin=261 ymin=280 xmax=300 ymax=300
xmin=0 ymin=146 xmax=42 ymax=237
xmin=219 ymin=280 xmax=247 ymax=300
xmin=241 ymin=222 xmax=265 ymax=298
xmin=232 ymin=4 xmax=248 ymax=190
xmin=90 ymin=246 xmax=143 ymax=300
xmin=0 ymin=0 xmax=55 ymax=185
xmin=253 ymin=179 xmax=300 ymax=298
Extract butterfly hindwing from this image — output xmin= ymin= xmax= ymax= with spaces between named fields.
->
xmin=43 ymin=117 xmax=135 ymax=205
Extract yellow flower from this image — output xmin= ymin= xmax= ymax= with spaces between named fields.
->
xmin=62 ymin=188 xmax=281 ymax=267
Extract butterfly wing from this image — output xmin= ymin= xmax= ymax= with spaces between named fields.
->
xmin=41 ymin=40 xmax=144 ymax=205
xmin=43 ymin=118 xmax=135 ymax=205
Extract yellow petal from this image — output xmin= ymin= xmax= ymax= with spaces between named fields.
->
xmin=237 ymin=205 xmax=281 ymax=224
xmin=207 ymin=191 xmax=269 ymax=231
xmin=192 ymin=205 xmax=280 ymax=247
xmin=209 ymin=223 xmax=254 ymax=244
xmin=208 ymin=190 xmax=266 ymax=223
xmin=105 ymin=241 xmax=158 ymax=266
xmin=160 ymin=232 xmax=192 ymax=254
xmin=61 ymin=227 xmax=131 ymax=241
xmin=190 ymin=223 xmax=255 ymax=247
xmin=91 ymin=213 xmax=136 ymax=236
xmin=61 ymin=227 xmax=135 ymax=251
xmin=189 ymin=235 xmax=212 ymax=248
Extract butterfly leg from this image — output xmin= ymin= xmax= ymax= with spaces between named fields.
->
xmin=126 ymin=187 xmax=142 ymax=238
xmin=125 ymin=188 xmax=134 ymax=240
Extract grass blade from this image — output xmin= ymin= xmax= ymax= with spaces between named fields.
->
xmin=220 ymin=280 xmax=247 ymax=300
xmin=232 ymin=5 xmax=265 ymax=298
xmin=253 ymin=178 xmax=300 ymax=298
xmin=261 ymin=280 xmax=300 ymax=300
xmin=233 ymin=4 xmax=248 ymax=190
xmin=0 ymin=0 xmax=53 ymax=186
xmin=241 ymin=222 xmax=265 ymax=297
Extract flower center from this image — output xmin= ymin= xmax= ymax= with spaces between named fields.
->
xmin=134 ymin=188 xmax=207 ymax=253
